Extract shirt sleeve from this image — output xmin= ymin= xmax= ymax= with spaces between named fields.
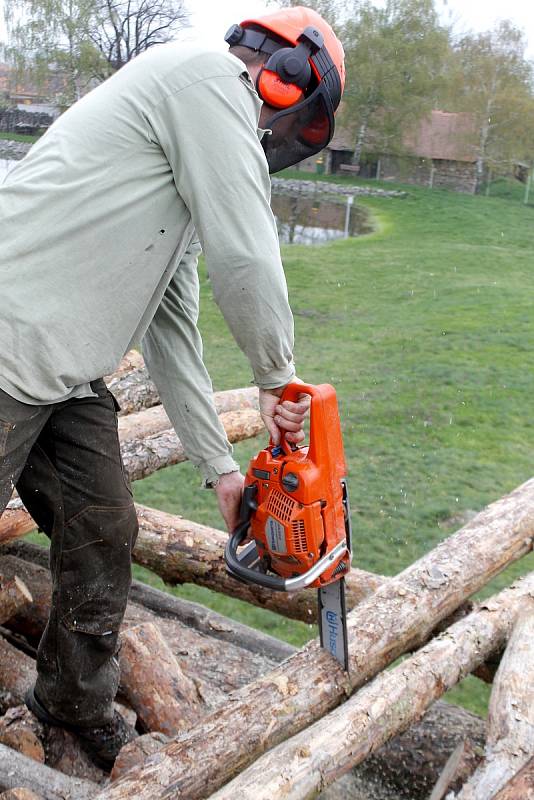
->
xmin=142 ymin=236 xmax=240 ymax=485
xmin=146 ymin=67 xmax=296 ymax=390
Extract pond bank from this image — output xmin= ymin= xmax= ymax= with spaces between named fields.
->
xmin=272 ymin=176 xmax=406 ymax=199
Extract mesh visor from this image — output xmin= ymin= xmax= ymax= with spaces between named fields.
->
xmin=261 ymin=84 xmax=334 ymax=174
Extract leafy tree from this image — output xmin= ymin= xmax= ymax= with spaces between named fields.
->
xmin=446 ymin=21 xmax=534 ymax=192
xmin=341 ymin=0 xmax=450 ymax=166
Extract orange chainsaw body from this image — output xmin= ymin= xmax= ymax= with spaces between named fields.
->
xmin=245 ymin=383 xmax=350 ymax=588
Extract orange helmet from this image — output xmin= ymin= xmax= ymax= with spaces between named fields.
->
xmin=240 ymin=7 xmax=345 ymax=95
xmin=225 ymin=6 xmax=345 ymax=173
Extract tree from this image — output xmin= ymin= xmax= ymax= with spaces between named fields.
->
xmin=341 ymin=0 xmax=450 ymax=167
xmin=4 ymin=0 xmax=99 ymax=105
xmin=447 ymin=21 xmax=534 ymax=192
xmin=3 ymin=0 xmax=189 ymax=105
xmin=88 ymin=0 xmax=189 ymax=76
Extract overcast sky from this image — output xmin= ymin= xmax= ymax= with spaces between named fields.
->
xmin=1 ymin=0 xmax=533 ymax=57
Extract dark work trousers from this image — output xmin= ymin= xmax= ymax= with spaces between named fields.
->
xmin=0 ymin=379 xmax=138 ymax=727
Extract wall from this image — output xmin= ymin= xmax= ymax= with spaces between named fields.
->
xmin=377 ymin=154 xmax=477 ymax=194
xmin=0 ymin=107 xmax=54 ymax=133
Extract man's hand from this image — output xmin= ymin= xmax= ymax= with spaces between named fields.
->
xmin=259 ymin=379 xmax=310 ymax=446
xmin=214 ymin=470 xmax=245 ymax=532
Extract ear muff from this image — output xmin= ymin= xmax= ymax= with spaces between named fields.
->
xmin=257 ymin=68 xmax=305 ymax=109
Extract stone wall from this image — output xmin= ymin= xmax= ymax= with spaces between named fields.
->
xmin=378 ymin=154 xmax=477 ymax=194
xmin=0 ymin=106 xmax=53 ymax=134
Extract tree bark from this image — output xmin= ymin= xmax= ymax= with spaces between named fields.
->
xmin=0 ymin=742 xmax=96 ymax=799
xmin=0 ymin=636 xmax=36 ymax=713
xmin=453 ymin=609 xmax=534 ymax=800
xmin=106 ymin=366 xmax=160 ymax=415
xmin=92 ymin=478 xmax=534 ymax=800
xmin=0 ymin=507 xmax=35 ymax=546
xmin=0 ymin=576 xmax=32 ymax=625
xmin=492 ymin=756 xmax=534 ymax=800
xmin=104 ymin=350 xmax=145 ymax=384
xmin=110 ymin=732 xmax=169 ymax=782
xmin=104 ymin=350 xmax=145 ymax=382
xmin=207 ymin=575 xmax=534 ymax=800
xmin=0 ymin=790 xmax=45 ymax=800
xmin=363 ymin=702 xmax=485 ymax=800
xmin=118 ymin=387 xmax=259 ymax=442
xmin=0 ymin=707 xmax=44 ymax=764
xmin=121 ymin=409 xmax=264 ymax=482
xmin=132 ymin=504 xmax=385 ymax=622
xmin=118 ymin=623 xmax=200 ymax=736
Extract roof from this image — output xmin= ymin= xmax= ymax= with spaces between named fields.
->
xmin=402 ymin=110 xmax=477 ymax=163
xmin=328 ymin=110 xmax=478 ymax=163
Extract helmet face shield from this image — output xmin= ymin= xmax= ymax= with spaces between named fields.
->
xmin=261 ymin=83 xmax=334 ymax=174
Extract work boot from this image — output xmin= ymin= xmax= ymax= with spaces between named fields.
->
xmin=25 ymin=687 xmax=138 ymax=770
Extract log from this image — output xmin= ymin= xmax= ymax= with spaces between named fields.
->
xmin=118 ymin=386 xmax=259 ymax=442
xmin=121 ymin=409 xmax=264 ymax=482
xmin=0 ymin=545 xmax=490 ymax=800
xmin=0 ymin=790 xmax=44 ymax=800
xmin=365 ymin=702 xmax=484 ymax=799
xmin=106 ymin=366 xmax=160 ymax=415
xmin=0 ymin=542 xmax=492 ymax=799
xmin=0 ymin=576 xmax=32 ymax=625
xmin=0 ymin=742 xmax=96 ymax=799
xmin=0 ymin=507 xmax=35 ymax=545
xmin=453 ymin=609 xmax=534 ymax=799
xmin=207 ymin=574 xmax=534 ymax=800
xmin=104 ymin=350 xmax=145 ymax=382
xmin=110 ymin=733 xmax=169 ymax=782
xmin=92 ymin=477 xmax=534 ymax=800
xmin=0 ymin=707 xmax=44 ymax=764
xmin=0 ymin=636 xmax=36 ymax=713
xmin=0 ymin=549 xmax=280 ymax=707
xmin=119 ymin=623 xmax=200 ymax=735
xmin=133 ymin=504 xmax=384 ymax=622
xmin=492 ymin=756 xmax=534 ymax=799
xmin=429 ymin=742 xmax=481 ymax=800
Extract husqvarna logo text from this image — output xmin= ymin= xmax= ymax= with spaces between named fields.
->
xmin=326 ymin=610 xmax=339 ymax=655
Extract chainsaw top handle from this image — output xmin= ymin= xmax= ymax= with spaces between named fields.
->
xmin=273 ymin=382 xmax=345 ymax=482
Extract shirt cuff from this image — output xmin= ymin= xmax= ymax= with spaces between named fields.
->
xmin=199 ymin=454 xmax=240 ymax=487
xmin=253 ymin=363 xmax=296 ymax=391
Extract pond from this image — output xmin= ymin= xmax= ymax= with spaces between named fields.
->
xmin=271 ymin=191 xmax=373 ymax=245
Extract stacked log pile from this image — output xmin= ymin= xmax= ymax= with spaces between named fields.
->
xmin=0 ymin=352 xmax=531 ymax=800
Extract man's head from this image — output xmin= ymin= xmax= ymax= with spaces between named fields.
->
xmin=225 ymin=7 xmax=345 ymax=174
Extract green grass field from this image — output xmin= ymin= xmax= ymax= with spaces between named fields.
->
xmin=28 ymin=172 xmax=534 ymax=716
xmin=0 ymin=131 xmax=40 ymax=143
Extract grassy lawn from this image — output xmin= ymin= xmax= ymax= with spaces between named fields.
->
xmin=0 ymin=131 xmax=40 ymax=143
xmin=27 ymin=173 xmax=533 ymax=716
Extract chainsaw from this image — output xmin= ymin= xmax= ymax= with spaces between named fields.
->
xmin=224 ymin=382 xmax=352 ymax=671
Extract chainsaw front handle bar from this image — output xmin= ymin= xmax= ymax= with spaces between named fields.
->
xmin=225 ymin=527 xmax=349 ymax=592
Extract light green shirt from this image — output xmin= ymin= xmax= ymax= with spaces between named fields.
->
xmin=0 ymin=43 xmax=295 ymax=483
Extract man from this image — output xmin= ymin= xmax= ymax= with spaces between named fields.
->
xmin=0 ymin=6 xmax=345 ymax=767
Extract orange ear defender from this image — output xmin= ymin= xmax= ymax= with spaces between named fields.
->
xmin=225 ymin=23 xmax=324 ymax=110
xmin=257 ymin=68 xmax=304 ymax=109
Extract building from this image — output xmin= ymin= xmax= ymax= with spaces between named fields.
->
xmin=296 ymin=110 xmax=480 ymax=194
